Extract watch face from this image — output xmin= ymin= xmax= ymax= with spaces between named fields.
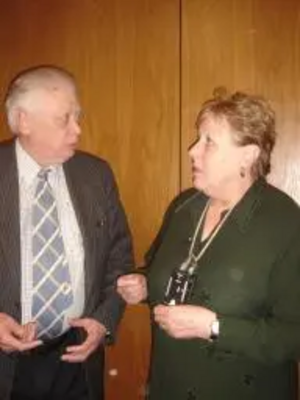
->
xmin=211 ymin=320 xmax=219 ymax=339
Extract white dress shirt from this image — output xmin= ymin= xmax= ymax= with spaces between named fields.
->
xmin=16 ymin=140 xmax=85 ymax=331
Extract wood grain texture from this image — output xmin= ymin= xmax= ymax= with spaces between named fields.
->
xmin=181 ymin=0 xmax=300 ymax=204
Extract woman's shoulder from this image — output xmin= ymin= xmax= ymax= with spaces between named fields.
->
xmin=257 ymin=181 xmax=300 ymax=237
xmin=168 ymin=188 xmax=207 ymax=215
xmin=264 ymin=182 xmax=300 ymax=216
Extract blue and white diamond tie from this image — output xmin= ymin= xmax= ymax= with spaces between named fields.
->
xmin=32 ymin=169 xmax=73 ymax=340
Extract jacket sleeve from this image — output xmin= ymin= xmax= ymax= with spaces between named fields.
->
xmin=90 ymin=164 xmax=134 ymax=341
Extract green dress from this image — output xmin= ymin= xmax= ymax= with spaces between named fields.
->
xmin=146 ymin=178 xmax=300 ymax=400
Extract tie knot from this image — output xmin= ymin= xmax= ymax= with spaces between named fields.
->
xmin=38 ymin=168 xmax=50 ymax=181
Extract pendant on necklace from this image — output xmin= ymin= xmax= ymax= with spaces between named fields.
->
xmin=180 ymin=254 xmax=197 ymax=273
xmin=163 ymin=265 xmax=197 ymax=305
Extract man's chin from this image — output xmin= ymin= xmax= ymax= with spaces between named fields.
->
xmin=66 ymin=145 xmax=78 ymax=156
xmin=54 ymin=149 xmax=76 ymax=165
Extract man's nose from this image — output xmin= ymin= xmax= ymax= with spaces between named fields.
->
xmin=71 ymin=117 xmax=81 ymax=136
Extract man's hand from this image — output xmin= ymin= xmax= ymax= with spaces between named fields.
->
xmin=61 ymin=318 xmax=107 ymax=363
xmin=117 ymin=273 xmax=147 ymax=304
xmin=154 ymin=304 xmax=216 ymax=340
xmin=0 ymin=313 xmax=41 ymax=353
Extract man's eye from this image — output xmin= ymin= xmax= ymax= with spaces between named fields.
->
xmin=57 ymin=115 xmax=69 ymax=126
xmin=74 ymin=113 xmax=81 ymax=123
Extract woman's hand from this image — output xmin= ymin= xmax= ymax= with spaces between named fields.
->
xmin=117 ymin=273 xmax=148 ymax=304
xmin=154 ymin=304 xmax=216 ymax=340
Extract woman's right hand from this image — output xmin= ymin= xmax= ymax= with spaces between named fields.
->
xmin=117 ymin=273 xmax=148 ymax=304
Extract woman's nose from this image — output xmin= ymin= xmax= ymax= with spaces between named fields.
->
xmin=189 ymin=139 xmax=201 ymax=157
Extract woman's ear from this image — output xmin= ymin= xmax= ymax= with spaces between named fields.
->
xmin=243 ymin=144 xmax=261 ymax=169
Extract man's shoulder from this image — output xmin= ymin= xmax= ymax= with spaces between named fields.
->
xmin=0 ymin=139 xmax=16 ymax=173
xmin=0 ymin=138 xmax=15 ymax=154
xmin=65 ymin=150 xmax=113 ymax=179
xmin=70 ymin=149 xmax=110 ymax=168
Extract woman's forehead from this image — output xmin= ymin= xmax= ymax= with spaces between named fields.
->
xmin=198 ymin=113 xmax=230 ymax=133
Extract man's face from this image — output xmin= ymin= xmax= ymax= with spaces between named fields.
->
xmin=19 ymin=80 xmax=81 ymax=165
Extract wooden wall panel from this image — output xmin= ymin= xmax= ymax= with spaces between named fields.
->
xmin=181 ymin=0 xmax=300 ymax=204
xmin=0 ymin=1 xmax=180 ymax=399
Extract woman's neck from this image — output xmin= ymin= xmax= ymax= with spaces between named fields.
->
xmin=209 ymin=176 xmax=254 ymax=211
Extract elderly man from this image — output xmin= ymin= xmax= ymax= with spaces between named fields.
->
xmin=0 ymin=65 xmax=133 ymax=400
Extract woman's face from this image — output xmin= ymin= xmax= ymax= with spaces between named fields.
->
xmin=189 ymin=114 xmax=249 ymax=197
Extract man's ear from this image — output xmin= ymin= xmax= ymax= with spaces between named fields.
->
xmin=16 ymin=109 xmax=31 ymax=136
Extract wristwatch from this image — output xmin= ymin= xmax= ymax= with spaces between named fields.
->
xmin=210 ymin=319 xmax=220 ymax=341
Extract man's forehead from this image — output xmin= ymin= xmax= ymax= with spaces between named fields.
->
xmin=24 ymin=75 xmax=74 ymax=94
xmin=34 ymin=82 xmax=77 ymax=99
xmin=27 ymin=84 xmax=80 ymax=113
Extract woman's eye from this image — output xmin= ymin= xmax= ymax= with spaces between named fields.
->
xmin=205 ymin=136 xmax=213 ymax=146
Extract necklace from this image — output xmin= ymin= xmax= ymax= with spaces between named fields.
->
xmin=180 ymin=199 xmax=234 ymax=274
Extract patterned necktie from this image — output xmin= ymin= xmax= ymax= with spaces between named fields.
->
xmin=31 ymin=169 xmax=73 ymax=340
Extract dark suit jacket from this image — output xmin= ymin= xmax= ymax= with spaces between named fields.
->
xmin=147 ymin=178 xmax=300 ymax=400
xmin=0 ymin=139 xmax=133 ymax=400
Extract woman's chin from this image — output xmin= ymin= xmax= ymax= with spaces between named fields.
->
xmin=192 ymin=178 xmax=205 ymax=192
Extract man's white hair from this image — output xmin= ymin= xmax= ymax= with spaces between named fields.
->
xmin=4 ymin=65 xmax=76 ymax=133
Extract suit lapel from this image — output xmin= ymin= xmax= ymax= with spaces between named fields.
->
xmin=0 ymin=140 xmax=21 ymax=304
xmin=63 ymin=159 xmax=105 ymax=314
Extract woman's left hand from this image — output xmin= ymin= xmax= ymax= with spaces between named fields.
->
xmin=154 ymin=304 xmax=216 ymax=340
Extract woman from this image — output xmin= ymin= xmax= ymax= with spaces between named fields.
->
xmin=118 ymin=90 xmax=300 ymax=400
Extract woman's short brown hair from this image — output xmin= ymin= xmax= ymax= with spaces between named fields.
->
xmin=195 ymin=88 xmax=277 ymax=178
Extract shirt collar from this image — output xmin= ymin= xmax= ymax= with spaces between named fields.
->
xmin=15 ymin=140 xmax=58 ymax=187
xmin=188 ymin=177 xmax=267 ymax=233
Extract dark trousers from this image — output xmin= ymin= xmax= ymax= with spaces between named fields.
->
xmin=11 ymin=329 xmax=89 ymax=400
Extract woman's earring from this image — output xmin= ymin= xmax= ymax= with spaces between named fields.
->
xmin=240 ymin=166 xmax=246 ymax=178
